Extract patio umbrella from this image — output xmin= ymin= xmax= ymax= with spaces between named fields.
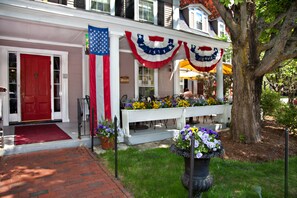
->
xmin=179 ymin=69 xmax=204 ymax=80
xmin=179 ymin=59 xmax=232 ymax=75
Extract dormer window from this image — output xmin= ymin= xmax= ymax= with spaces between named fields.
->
xmin=90 ymin=0 xmax=110 ymax=13
xmin=195 ymin=12 xmax=203 ymax=30
xmin=189 ymin=8 xmax=208 ymax=32
xmin=219 ymin=22 xmax=225 ymax=37
xmin=139 ymin=0 xmax=154 ymax=23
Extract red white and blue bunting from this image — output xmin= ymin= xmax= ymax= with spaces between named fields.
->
xmin=184 ymin=42 xmax=224 ymax=72
xmin=125 ymin=31 xmax=182 ymax=69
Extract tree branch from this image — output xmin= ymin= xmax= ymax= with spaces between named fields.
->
xmin=255 ymin=2 xmax=297 ymax=77
xmin=212 ymin=0 xmax=239 ymax=39
xmin=257 ymin=12 xmax=287 ymax=41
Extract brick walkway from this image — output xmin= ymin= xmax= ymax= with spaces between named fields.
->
xmin=0 ymin=147 xmax=132 ymax=198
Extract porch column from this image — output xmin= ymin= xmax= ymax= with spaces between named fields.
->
xmin=173 ymin=59 xmax=181 ymax=95
xmin=109 ymin=32 xmax=122 ymax=122
xmin=216 ymin=59 xmax=224 ymax=100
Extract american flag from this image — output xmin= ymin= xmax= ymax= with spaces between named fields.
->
xmin=89 ymin=26 xmax=109 ymax=55
xmin=88 ymin=25 xmax=111 ymax=132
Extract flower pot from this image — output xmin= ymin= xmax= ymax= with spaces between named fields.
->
xmin=99 ymin=136 xmax=115 ymax=150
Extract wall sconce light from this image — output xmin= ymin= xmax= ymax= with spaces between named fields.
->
xmin=168 ymin=64 xmax=172 ymax=72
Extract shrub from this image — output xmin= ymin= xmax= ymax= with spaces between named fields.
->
xmin=260 ymin=89 xmax=281 ymax=117
xmin=275 ymin=104 xmax=297 ymax=134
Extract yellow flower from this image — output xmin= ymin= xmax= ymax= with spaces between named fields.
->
xmin=177 ymin=99 xmax=190 ymax=107
xmin=152 ymin=101 xmax=161 ymax=109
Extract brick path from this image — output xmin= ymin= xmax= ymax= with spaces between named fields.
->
xmin=0 ymin=147 xmax=132 ymax=198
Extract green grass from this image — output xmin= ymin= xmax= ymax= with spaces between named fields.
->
xmin=100 ymin=148 xmax=297 ymax=198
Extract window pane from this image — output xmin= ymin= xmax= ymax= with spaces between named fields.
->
xmin=91 ymin=0 xmax=110 ymax=12
xmin=54 ymin=56 xmax=61 ymax=113
xmin=139 ymin=0 xmax=153 ymax=23
xmin=54 ymin=99 xmax=61 ymax=112
xmin=9 ymin=52 xmax=18 ymax=114
xmin=195 ymin=12 xmax=203 ymax=30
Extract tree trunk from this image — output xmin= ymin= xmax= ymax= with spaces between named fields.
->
xmin=231 ymin=43 xmax=262 ymax=143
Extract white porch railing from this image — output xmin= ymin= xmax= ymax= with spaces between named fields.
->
xmin=121 ymin=104 xmax=232 ymax=137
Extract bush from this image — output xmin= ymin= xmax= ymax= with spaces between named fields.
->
xmin=275 ymin=104 xmax=297 ymax=134
xmin=260 ymin=89 xmax=281 ymax=117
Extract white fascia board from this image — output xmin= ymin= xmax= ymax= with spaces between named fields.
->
xmin=0 ymin=0 xmax=230 ymax=49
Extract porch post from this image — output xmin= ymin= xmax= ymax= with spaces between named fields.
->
xmin=109 ymin=32 xmax=122 ymax=122
xmin=216 ymin=59 xmax=224 ymax=100
xmin=173 ymin=59 xmax=181 ymax=96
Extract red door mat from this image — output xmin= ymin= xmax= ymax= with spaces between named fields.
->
xmin=14 ymin=124 xmax=72 ymax=145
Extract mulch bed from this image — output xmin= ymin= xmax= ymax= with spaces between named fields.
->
xmin=220 ymin=118 xmax=297 ymax=162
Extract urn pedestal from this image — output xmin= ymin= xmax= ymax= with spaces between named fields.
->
xmin=182 ymin=157 xmax=213 ymax=198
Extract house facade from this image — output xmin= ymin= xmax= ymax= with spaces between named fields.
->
xmin=0 ymin=0 xmax=230 ymax=127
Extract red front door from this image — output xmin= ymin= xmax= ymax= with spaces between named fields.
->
xmin=21 ymin=54 xmax=51 ymax=121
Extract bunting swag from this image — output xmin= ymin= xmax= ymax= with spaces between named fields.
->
xmin=184 ymin=42 xmax=224 ymax=72
xmin=125 ymin=31 xmax=182 ymax=68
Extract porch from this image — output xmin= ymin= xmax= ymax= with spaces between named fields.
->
xmin=0 ymin=114 xmax=225 ymax=156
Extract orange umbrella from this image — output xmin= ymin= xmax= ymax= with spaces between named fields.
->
xmin=179 ymin=59 xmax=232 ymax=75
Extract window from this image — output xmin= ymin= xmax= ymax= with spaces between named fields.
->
xmin=48 ymin=0 xmax=67 ymax=5
xmin=219 ymin=23 xmax=225 ymax=37
xmin=139 ymin=0 xmax=154 ymax=23
xmin=195 ymin=12 xmax=203 ymax=30
xmin=91 ymin=0 xmax=110 ymax=12
xmin=8 ymin=52 xmax=18 ymax=114
xmin=138 ymin=65 xmax=154 ymax=98
xmin=190 ymin=8 xmax=208 ymax=32
xmin=53 ymin=56 xmax=61 ymax=112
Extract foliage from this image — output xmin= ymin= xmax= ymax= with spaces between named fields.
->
xmin=100 ymin=148 xmax=297 ymax=197
xmin=173 ymin=125 xmax=221 ymax=158
xmin=275 ymin=104 xmax=297 ymax=134
xmin=265 ymin=59 xmax=297 ymax=104
xmin=260 ymin=89 xmax=281 ymax=117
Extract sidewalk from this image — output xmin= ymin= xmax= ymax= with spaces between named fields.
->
xmin=0 ymin=147 xmax=132 ymax=198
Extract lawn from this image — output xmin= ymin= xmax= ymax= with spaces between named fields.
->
xmin=100 ymin=148 xmax=297 ymax=198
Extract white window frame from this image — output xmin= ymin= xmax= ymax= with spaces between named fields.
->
xmin=218 ymin=21 xmax=225 ymax=37
xmin=135 ymin=0 xmax=158 ymax=25
xmin=87 ymin=0 xmax=111 ymax=14
xmin=190 ymin=8 xmax=208 ymax=32
xmin=134 ymin=60 xmax=158 ymax=99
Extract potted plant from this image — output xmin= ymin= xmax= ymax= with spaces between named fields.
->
xmin=96 ymin=119 xmax=116 ymax=150
xmin=170 ymin=124 xmax=223 ymax=197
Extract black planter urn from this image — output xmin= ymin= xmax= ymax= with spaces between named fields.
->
xmin=170 ymin=144 xmax=223 ymax=198
xmin=182 ymin=157 xmax=213 ymax=197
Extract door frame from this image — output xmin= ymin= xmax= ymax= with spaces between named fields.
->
xmin=0 ymin=46 xmax=69 ymax=125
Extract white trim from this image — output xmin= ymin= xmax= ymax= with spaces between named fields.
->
xmin=0 ymin=45 xmax=69 ymax=125
xmin=119 ymin=49 xmax=132 ymax=53
xmin=154 ymin=68 xmax=158 ymax=97
xmin=0 ymin=36 xmax=83 ymax=48
xmin=0 ymin=0 xmax=230 ymax=49
xmin=134 ymin=60 xmax=139 ymax=99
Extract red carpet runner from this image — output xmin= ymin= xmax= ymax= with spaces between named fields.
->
xmin=14 ymin=124 xmax=72 ymax=145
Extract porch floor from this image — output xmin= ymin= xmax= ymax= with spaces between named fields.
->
xmin=0 ymin=122 xmax=97 ymax=156
xmin=0 ymin=116 xmax=224 ymax=156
